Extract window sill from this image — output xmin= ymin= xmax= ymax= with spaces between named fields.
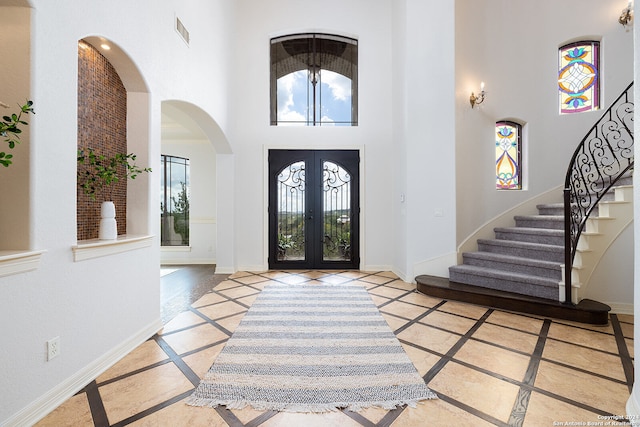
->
xmin=0 ymin=250 xmax=46 ymax=278
xmin=73 ymin=235 xmax=154 ymax=262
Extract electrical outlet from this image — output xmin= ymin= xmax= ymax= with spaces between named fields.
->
xmin=47 ymin=336 xmax=60 ymax=361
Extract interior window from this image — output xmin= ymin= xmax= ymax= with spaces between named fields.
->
xmin=270 ymin=33 xmax=358 ymax=126
xmin=160 ymin=154 xmax=190 ymax=246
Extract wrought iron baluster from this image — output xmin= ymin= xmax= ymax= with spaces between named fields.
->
xmin=563 ymin=81 xmax=634 ymax=304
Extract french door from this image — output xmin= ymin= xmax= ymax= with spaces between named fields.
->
xmin=268 ymin=149 xmax=360 ymax=269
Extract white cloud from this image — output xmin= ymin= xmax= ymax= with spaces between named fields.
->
xmin=277 ymin=73 xmax=297 ymax=112
xmin=277 ymin=72 xmax=308 ymax=125
xmin=276 ymin=70 xmax=351 ymax=125
xmin=321 ymin=70 xmax=350 ymax=102
xmin=320 ymin=115 xmax=335 ymax=126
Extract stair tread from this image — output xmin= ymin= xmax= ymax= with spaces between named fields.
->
xmin=415 ymin=275 xmax=611 ymax=325
xmin=450 ymin=264 xmax=559 ymax=286
xmin=494 ymin=226 xmax=564 ymax=236
xmin=537 ymin=203 xmax=564 ymax=208
xmin=599 ymin=200 xmax=631 ymax=205
xmin=514 ymin=215 xmax=563 ymax=220
xmin=478 ymin=238 xmax=563 ymax=250
xmin=462 ymin=251 xmax=562 ymax=268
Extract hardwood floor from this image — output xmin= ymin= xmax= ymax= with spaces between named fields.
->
xmin=161 ymin=265 xmax=228 ymax=324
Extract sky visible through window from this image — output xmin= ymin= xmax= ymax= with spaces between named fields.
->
xmin=277 ymin=69 xmax=352 ymax=126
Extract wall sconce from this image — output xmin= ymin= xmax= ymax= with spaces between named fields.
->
xmin=619 ymin=1 xmax=633 ymax=27
xmin=470 ymin=82 xmax=486 ymax=108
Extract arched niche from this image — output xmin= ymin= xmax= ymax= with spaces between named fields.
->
xmin=76 ymin=36 xmax=152 ymax=245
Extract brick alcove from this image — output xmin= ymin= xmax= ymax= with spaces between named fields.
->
xmin=77 ymin=41 xmax=127 ymax=241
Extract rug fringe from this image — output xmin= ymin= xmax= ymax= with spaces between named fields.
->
xmin=185 ymin=393 xmax=438 ymax=413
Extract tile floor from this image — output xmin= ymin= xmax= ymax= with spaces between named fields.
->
xmin=36 ymin=270 xmax=634 ymax=427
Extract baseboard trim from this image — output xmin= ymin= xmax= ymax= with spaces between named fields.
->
xmin=362 ymin=265 xmax=392 ymax=273
xmin=606 ymin=302 xmax=634 ymax=316
xmin=4 ymin=318 xmax=163 ymax=427
xmin=413 ymin=252 xmax=457 ymax=279
xmin=237 ymin=265 xmax=267 ymax=273
xmin=392 ymin=267 xmax=409 ymax=283
xmin=160 ymin=258 xmax=216 ymax=265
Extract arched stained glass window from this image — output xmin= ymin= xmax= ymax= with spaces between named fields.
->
xmin=270 ymin=33 xmax=358 ymax=126
xmin=558 ymin=41 xmax=600 ymax=114
xmin=496 ymin=121 xmax=522 ymax=190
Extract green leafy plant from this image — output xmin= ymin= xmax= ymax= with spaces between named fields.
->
xmin=278 ymin=234 xmax=295 ymax=251
xmin=77 ymin=148 xmax=151 ymax=201
xmin=1 ymin=100 xmax=34 ymax=167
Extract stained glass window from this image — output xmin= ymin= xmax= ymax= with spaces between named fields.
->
xmin=496 ymin=121 xmax=522 ymax=190
xmin=558 ymin=41 xmax=600 ymax=114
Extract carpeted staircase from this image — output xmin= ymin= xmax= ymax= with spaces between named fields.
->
xmin=417 ymin=82 xmax=633 ymax=324
xmin=447 ymin=173 xmax=633 ymax=302
xmin=448 ymin=202 xmax=565 ymax=300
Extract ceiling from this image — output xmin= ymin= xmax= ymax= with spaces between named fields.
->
xmin=161 ymin=105 xmax=207 ymax=142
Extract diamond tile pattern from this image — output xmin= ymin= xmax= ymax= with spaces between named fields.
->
xmin=35 ymin=269 xmax=634 ymax=427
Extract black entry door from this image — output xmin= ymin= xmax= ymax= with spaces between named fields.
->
xmin=268 ymin=149 xmax=360 ymax=269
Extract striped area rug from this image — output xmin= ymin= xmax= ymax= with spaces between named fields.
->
xmin=187 ymin=282 xmax=437 ymax=413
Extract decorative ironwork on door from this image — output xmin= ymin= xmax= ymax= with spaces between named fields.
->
xmin=321 ymin=161 xmax=352 ymax=261
xmin=276 ymin=161 xmax=306 ymax=261
xmin=269 ymin=150 xmax=359 ymax=269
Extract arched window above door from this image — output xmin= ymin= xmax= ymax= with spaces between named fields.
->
xmin=270 ymin=33 xmax=358 ymax=126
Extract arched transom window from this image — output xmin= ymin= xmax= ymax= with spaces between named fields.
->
xmin=270 ymin=33 xmax=358 ymax=126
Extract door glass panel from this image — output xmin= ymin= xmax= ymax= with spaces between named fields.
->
xmin=277 ymin=161 xmax=306 ymax=261
xmin=322 ymin=161 xmax=351 ymax=261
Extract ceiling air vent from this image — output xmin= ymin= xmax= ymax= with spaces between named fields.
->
xmin=176 ymin=16 xmax=190 ymax=45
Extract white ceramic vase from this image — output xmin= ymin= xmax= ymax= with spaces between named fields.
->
xmin=99 ymin=201 xmax=117 ymax=240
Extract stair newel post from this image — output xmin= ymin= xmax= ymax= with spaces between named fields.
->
xmin=563 ymin=187 xmax=574 ymax=306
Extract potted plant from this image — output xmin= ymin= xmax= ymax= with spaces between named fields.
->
xmin=77 ymin=148 xmax=151 ymax=240
xmin=1 ymin=100 xmax=34 ymax=167
xmin=278 ymin=234 xmax=294 ymax=259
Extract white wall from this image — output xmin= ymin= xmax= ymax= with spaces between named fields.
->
xmin=586 ymin=223 xmax=634 ymax=314
xmin=391 ymin=0 xmax=409 ymax=279
xmin=455 ymin=0 xmax=634 ymax=243
xmin=393 ymin=0 xmax=458 ymax=280
xmin=160 ymin=140 xmax=217 ymax=264
xmin=0 ymin=6 xmax=31 ymax=249
xmin=228 ymin=0 xmax=395 ymax=272
xmin=628 ymin=1 xmax=640 ymax=418
xmin=0 ymin=0 xmax=233 ymax=424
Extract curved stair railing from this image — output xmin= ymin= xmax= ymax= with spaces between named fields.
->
xmin=563 ymin=81 xmax=634 ymax=304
